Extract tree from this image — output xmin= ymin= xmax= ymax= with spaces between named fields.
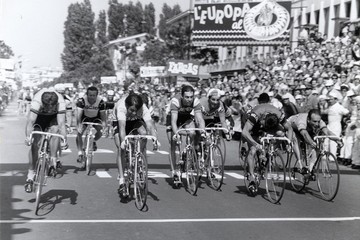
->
xmin=0 ymin=41 xmax=14 ymax=59
xmin=61 ymin=0 xmax=95 ymax=73
xmin=144 ymin=3 xmax=156 ymax=35
xmin=158 ymin=4 xmax=182 ymax=39
xmin=142 ymin=38 xmax=169 ymax=66
xmin=108 ymin=0 xmax=126 ymax=41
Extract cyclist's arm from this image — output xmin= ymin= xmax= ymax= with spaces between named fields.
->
xmin=194 ymin=110 xmax=205 ymax=129
xmin=242 ymin=120 xmax=261 ymax=149
xmin=145 ymin=119 xmax=157 ymax=137
xmin=118 ymin=120 xmax=126 ymax=146
xmin=299 ymin=129 xmax=316 ymax=147
xmin=25 ymin=111 xmax=37 ymax=139
xmin=282 ymin=120 xmax=294 ymax=142
xmin=321 ymin=127 xmax=342 ymax=143
xmin=57 ymin=113 xmax=67 ymax=140
xmin=218 ymin=109 xmax=229 ymax=133
xmin=171 ymin=111 xmax=179 ymax=135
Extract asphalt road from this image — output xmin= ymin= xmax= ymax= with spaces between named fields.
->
xmin=1 ymin=100 xmax=360 ymax=240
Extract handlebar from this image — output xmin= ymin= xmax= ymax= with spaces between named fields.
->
xmin=314 ymin=135 xmax=342 ymax=142
xmin=204 ymin=127 xmax=229 ymax=133
xmin=124 ymin=135 xmax=157 ymax=142
xmin=260 ymin=136 xmax=291 ymax=144
xmin=30 ymin=131 xmax=66 ymax=143
xmin=82 ymin=122 xmax=103 ymax=126
xmin=175 ymin=128 xmax=207 ymax=135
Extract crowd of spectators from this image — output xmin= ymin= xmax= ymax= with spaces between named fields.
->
xmin=145 ymin=28 xmax=360 ymax=169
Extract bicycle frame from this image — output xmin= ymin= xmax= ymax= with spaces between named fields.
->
xmin=124 ymin=134 xmax=157 ymax=210
xmin=29 ymin=131 xmax=65 ymax=214
xmin=82 ymin=121 xmax=102 ymax=175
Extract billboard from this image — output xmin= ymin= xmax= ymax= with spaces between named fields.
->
xmin=140 ymin=66 xmax=166 ymax=77
xmin=165 ymin=60 xmax=200 ymax=77
xmin=192 ymin=0 xmax=292 ymax=46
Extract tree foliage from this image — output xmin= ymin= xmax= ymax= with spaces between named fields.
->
xmin=0 ymin=40 xmax=14 ymax=59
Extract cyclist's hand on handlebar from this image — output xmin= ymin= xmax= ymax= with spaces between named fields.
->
xmin=153 ymin=139 xmax=161 ymax=151
xmin=200 ymin=131 xmax=207 ymax=140
xmin=225 ymin=133 xmax=231 ymax=141
xmin=61 ymin=140 xmax=68 ymax=150
xmin=310 ymin=141 xmax=317 ymax=149
xmin=120 ymin=141 xmax=126 ymax=149
xmin=336 ymin=139 xmax=344 ymax=148
xmin=25 ymin=136 xmax=31 ymax=146
xmin=172 ymin=134 xmax=180 ymax=142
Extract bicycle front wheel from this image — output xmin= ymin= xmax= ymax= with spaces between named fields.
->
xmin=85 ymin=137 xmax=93 ymax=175
xmin=207 ymin=145 xmax=225 ymax=191
xmin=134 ymin=152 xmax=148 ymax=210
xmin=34 ymin=157 xmax=47 ymax=214
xmin=288 ymin=152 xmax=306 ymax=193
xmin=185 ymin=147 xmax=199 ymax=195
xmin=316 ymin=152 xmax=340 ymax=201
xmin=265 ymin=152 xmax=286 ymax=204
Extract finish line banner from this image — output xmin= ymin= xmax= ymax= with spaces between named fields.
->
xmin=192 ymin=0 xmax=292 ymax=47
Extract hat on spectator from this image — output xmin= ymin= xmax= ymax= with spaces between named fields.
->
xmin=319 ymin=95 xmax=329 ymax=100
xmin=282 ymin=93 xmax=292 ymax=100
xmin=324 ymin=79 xmax=334 ymax=86
xmin=347 ymin=89 xmax=356 ymax=97
xmin=328 ymin=91 xmax=339 ymax=99
xmin=351 ymin=62 xmax=360 ymax=68
xmin=301 ymin=56 xmax=308 ymax=62
xmin=299 ymin=84 xmax=307 ymax=90
xmin=355 ymin=75 xmax=360 ymax=79
xmin=207 ymin=88 xmax=221 ymax=98
xmin=340 ymin=84 xmax=350 ymax=91
xmin=311 ymin=89 xmax=319 ymax=95
xmin=295 ymin=95 xmax=304 ymax=100
xmin=268 ymin=91 xmax=274 ymax=97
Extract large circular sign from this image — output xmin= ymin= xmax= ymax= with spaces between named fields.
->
xmin=243 ymin=0 xmax=290 ymax=41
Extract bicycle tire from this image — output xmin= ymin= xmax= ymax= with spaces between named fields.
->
xmin=217 ymin=134 xmax=226 ymax=163
xmin=85 ymin=136 xmax=93 ymax=175
xmin=35 ymin=154 xmax=47 ymax=214
xmin=288 ymin=152 xmax=306 ymax=193
xmin=315 ymin=152 xmax=340 ymax=201
xmin=207 ymin=145 xmax=225 ymax=191
xmin=238 ymin=138 xmax=247 ymax=170
xmin=134 ymin=152 xmax=148 ymax=211
xmin=185 ymin=147 xmax=199 ymax=195
xmin=265 ymin=151 xmax=286 ymax=204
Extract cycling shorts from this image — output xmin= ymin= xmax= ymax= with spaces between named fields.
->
xmin=113 ymin=119 xmax=146 ymax=135
xmin=34 ymin=114 xmax=58 ymax=131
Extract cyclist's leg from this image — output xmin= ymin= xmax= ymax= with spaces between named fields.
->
xmin=292 ymin=134 xmax=304 ymax=169
xmin=25 ymin=123 xmax=42 ymax=192
xmin=247 ymin=145 xmax=257 ymax=181
xmin=76 ymin=116 xmax=86 ymax=160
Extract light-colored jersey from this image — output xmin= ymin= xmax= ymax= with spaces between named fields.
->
xmin=169 ymin=94 xmax=202 ymax=115
xmin=115 ymin=96 xmax=152 ymax=122
xmin=287 ymin=113 xmax=326 ymax=134
xmin=30 ymin=88 xmax=66 ymax=115
xmin=199 ymin=97 xmax=225 ymax=120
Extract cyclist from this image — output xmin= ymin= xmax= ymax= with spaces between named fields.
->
xmin=55 ymin=84 xmax=74 ymax=133
xmin=288 ymin=109 xmax=343 ymax=179
xmin=200 ymin=88 xmax=231 ymax=140
xmin=75 ymin=86 xmax=106 ymax=162
xmin=167 ymin=84 xmax=205 ymax=183
xmin=24 ymin=88 xmax=68 ymax=192
xmin=242 ymin=92 xmax=293 ymax=194
xmin=114 ymin=93 xmax=159 ymax=196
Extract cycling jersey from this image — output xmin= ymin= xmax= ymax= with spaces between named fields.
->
xmin=247 ymin=103 xmax=285 ymax=133
xmin=30 ymin=89 xmax=66 ymax=116
xmin=76 ymin=96 xmax=106 ymax=118
xmin=170 ymin=94 xmax=202 ymax=115
xmin=288 ymin=113 xmax=326 ymax=137
xmin=115 ymin=96 xmax=152 ymax=122
xmin=200 ymin=98 xmax=225 ymax=120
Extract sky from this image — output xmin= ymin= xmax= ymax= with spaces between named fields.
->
xmin=0 ymin=0 xmax=190 ymax=71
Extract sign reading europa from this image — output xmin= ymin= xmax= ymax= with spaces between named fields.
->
xmin=166 ymin=60 xmax=200 ymax=77
xmin=192 ymin=0 xmax=292 ymax=46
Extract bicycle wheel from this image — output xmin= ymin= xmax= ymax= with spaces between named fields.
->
xmin=134 ymin=152 xmax=148 ymax=210
xmin=207 ymin=145 xmax=225 ymax=191
xmin=185 ymin=147 xmax=199 ymax=195
xmin=288 ymin=152 xmax=306 ymax=193
xmin=265 ymin=151 xmax=286 ymax=204
xmin=238 ymin=138 xmax=248 ymax=170
xmin=216 ymin=134 xmax=226 ymax=162
xmin=85 ymin=137 xmax=93 ymax=175
xmin=315 ymin=152 xmax=340 ymax=201
xmin=34 ymin=156 xmax=47 ymax=214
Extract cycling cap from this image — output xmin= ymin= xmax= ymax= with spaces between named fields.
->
xmin=207 ymin=88 xmax=221 ymax=98
xmin=107 ymin=90 xmax=115 ymax=96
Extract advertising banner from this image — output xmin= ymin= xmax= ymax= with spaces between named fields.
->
xmin=140 ymin=66 xmax=166 ymax=77
xmin=192 ymin=0 xmax=292 ymax=46
xmin=165 ymin=60 xmax=200 ymax=77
